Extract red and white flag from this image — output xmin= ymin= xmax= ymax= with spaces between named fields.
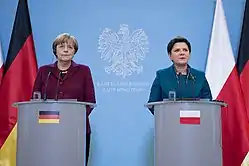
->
xmin=0 ymin=41 xmax=4 ymax=85
xmin=180 ymin=110 xmax=200 ymax=125
xmin=205 ymin=0 xmax=249 ymax=165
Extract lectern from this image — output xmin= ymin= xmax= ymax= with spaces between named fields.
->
xmin=145 ymin=100 xmax=226 ymax=166
xmin=13 ymin=100 xmax=95 ymax=166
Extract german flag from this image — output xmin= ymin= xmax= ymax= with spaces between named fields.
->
xmin=38 ymin=111 xmax=60 ymax=124
xmin=0 ymin=0 xmax=38 ymax=165
xmin=0 ymin=41 xmax=4 ymax=86
xmin=237 ymin=0 xmax=249 ymax=119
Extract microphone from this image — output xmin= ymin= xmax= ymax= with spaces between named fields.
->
xmin=176 ymin=72 xmax=182 ymax=100
xmin=43 ymin=71 xmax=52 ymax=101
xmin=176 ymin=72 xmax=181 ymax=84
xmin=55 ymin=71 xmax=62 ymax=101
xmin=189 ymin=72 xmax=196 ymax=81
xmin=188 ymin=72 xmax=198 ymax=100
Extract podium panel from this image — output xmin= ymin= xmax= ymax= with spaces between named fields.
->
xmin=14 ymin=100 xmax=94 ymax=166
xmin=146 ymin=100 xmax=225 ymax=166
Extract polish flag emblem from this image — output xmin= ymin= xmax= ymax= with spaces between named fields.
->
xmin=180 ymin=110 xmax=201 ymax=125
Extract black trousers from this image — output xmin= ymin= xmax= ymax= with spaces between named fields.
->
xmin=85 ymin=133 xmax=91 ymax=166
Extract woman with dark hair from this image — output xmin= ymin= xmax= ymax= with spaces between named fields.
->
xmin=148 ymin=36 xmax=212 ymax=113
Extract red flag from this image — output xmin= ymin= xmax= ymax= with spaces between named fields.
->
xmin=0 ymin=0 xmax=38 ymax=164
xmin=0 ymin=41 xmax=4 ymax=85
xmin=205 ymin=0 xmax=249 ymax=165
xmin=237 ymin=0 xmax=249 ymax=119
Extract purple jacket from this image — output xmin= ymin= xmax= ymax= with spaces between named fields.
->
xmin=32 ymin=61 xmax=96 ymax=134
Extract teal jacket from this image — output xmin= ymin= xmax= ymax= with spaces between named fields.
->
xmin=148 ymin=65 xmax=212 ymax=104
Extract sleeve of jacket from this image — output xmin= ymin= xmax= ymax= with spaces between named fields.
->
xmin=148 ymin=71 xmax=163 ymax=114
xmin=84 ymin=66 xmax=96 ymax=117
xmin=200 ymin=76 xmax=212 ymax=100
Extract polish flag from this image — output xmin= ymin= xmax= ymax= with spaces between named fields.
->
xmin=180 ymin=110 xmax=200 ymax=125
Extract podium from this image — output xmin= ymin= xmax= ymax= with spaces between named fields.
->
xmin=13 ymin=100 xmax=95 ymax=166
xmin=145 ymin=100 xmax=226 ymax=166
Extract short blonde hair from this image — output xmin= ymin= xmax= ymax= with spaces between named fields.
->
xmin=52 ymin=33 xmax=78 ymax=56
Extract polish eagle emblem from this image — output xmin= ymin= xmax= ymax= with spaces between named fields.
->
xmin=98 ymin=24 xmax=149 ymax=78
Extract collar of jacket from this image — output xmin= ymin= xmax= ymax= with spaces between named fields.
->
xmin=170 ymin=64 xmax=192 ymax=76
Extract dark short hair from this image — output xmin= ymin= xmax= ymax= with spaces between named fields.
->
xmin=52 ymin=33 xmax=78 ymax=56
xmin=167 ymin=36 xmax=191 ymax=54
